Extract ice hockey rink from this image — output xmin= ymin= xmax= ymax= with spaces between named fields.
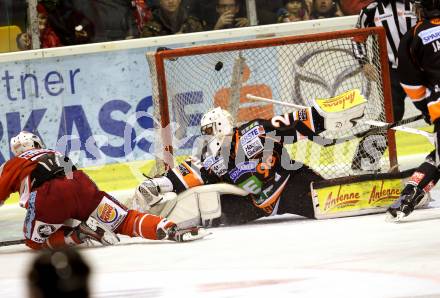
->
xmin=1 ymin=185 xmax=440 ymax=298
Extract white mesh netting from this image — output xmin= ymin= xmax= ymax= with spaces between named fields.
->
xmin=147 ymin=29 xmax=394 ymax=179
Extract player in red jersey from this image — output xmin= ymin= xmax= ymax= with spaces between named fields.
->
xmin=0 ymin=131 xmax=205 ymax=249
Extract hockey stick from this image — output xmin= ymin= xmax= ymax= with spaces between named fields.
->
xmin=0 ymin=239 xmax=25 ymax=247
xmin=365 ymin=119 xmax=434 ymax=144
xmin=245 ymin=93 xmax=424 ymax=144
xmin=246 ymin=94 xmax=308 ymax=109
xmin=295 ymin=114 xmax=425 ymax=147
xmin=246 ymin=93 xmax=423 ymax=129
xmin=354 ymin=114 xmax=424 ymax=137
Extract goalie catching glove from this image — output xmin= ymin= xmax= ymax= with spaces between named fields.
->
xmin=311 ymin=89 xmax=367 ymax=131
xmin=156 ymin=218 xmax=210 ymax=242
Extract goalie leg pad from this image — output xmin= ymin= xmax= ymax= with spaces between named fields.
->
xmin=155 ymin=189 xmax=222 ymax=228
xmin=199 ymin=191 xmax=222 ymax=227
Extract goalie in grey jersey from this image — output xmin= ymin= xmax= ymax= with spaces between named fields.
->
xmin=132 ymin=98 xmax=367 ymax=226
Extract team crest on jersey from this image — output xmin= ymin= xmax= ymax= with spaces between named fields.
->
xmin=419 ymin=26 xmax=440 ymax=45
xmin=97 ymin=202 xmax=118 ymax=223
xmin=30 ymin=220 xmax=62 ymax=243
xmin=242 ymin=137 xmax=264 ymax=158
xmin=37 ymin=224 xmax=56 ymax=238
xmin=229 ymin=161 xmax=257 ymax=182
xmin=241 ymin=126 xmax=265 ymax=145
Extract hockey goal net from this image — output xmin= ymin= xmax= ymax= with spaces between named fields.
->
xmin=146 ymin=27 xmax=395 ymax=179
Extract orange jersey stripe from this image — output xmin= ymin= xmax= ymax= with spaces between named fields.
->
xmin=117 ymin=210 xmax=164 ymax=240
xmin=401 ymin=84 xmax=427 ymax=101
xmin=234 ymin=130 xmax=240 ymax=155
xmin=181 ymin=162 xmax=203 ymax=188
xmin=428 ymin=100 xmax=440 ymax=122
xmin=254 ymin=176 xmax=290 ymax=210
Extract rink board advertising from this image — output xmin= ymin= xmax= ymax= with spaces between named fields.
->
xmin=0 ymin=45 xmax=285 ymax=167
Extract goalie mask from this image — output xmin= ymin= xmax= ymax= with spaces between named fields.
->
xmin=200 ymin=107 xmax=234 ymax=157
xmin=10 ymin=131 xmax=45 ymax=156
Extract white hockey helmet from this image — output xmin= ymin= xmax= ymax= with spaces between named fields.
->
xmin=200 ymin=107 xmax=234 ymax=156
xmin=10 ymin=131 xmax=45 ymax=156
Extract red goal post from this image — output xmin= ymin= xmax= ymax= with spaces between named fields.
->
xmin=146 ymin=27 xmax=396 ymax=179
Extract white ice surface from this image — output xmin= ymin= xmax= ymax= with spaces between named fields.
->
xmin=1 ymin=191 xmax=440 ymax=298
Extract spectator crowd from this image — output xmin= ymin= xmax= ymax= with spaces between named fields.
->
xmin=0 ymin=0 xmax=373 ymax=51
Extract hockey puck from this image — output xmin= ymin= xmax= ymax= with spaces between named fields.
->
xmin=215 ymin=61 xmax=223 ymax=71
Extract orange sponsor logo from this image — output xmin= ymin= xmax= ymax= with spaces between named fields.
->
xmin=97 ymin=203 xmax=118 ymax=223
xmin=368 ymin=181 xmax=401 ymax=204
xmin=324 ymin=186 xmax=361 ymax=211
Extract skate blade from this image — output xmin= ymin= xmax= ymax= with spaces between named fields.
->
xmin=396 ymin=211 xmax=406 ymax=221
xmin=385 ymin=211 xmax=405 ymax=223
xmin=182 ymin=228 xmax=212 ymax=242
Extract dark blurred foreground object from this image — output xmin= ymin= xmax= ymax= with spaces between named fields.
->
xmin=27 ymin=248 xmax=91 ymax=298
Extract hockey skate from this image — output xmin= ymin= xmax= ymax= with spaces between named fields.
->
xmin=386 ymin=185 xmax=425 ymax=222
xmin=76 ymin=217 xmax=120 ymax=246
xmin=168 ymin=226 xmax=212 ymax=242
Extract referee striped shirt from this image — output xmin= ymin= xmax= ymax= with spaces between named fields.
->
xmin=356 ymin=0 xmax=416 ymax=68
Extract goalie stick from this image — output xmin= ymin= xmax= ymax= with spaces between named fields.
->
xmin=365 ymin=119 xmax=434 ymax=144
xmin=246 ymin=93 xmax=423 ymax=134
xmin=246 ymin=94 xmax=308 ymax=110
xmin=293 ymin=114 xmax=424 ymax=146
